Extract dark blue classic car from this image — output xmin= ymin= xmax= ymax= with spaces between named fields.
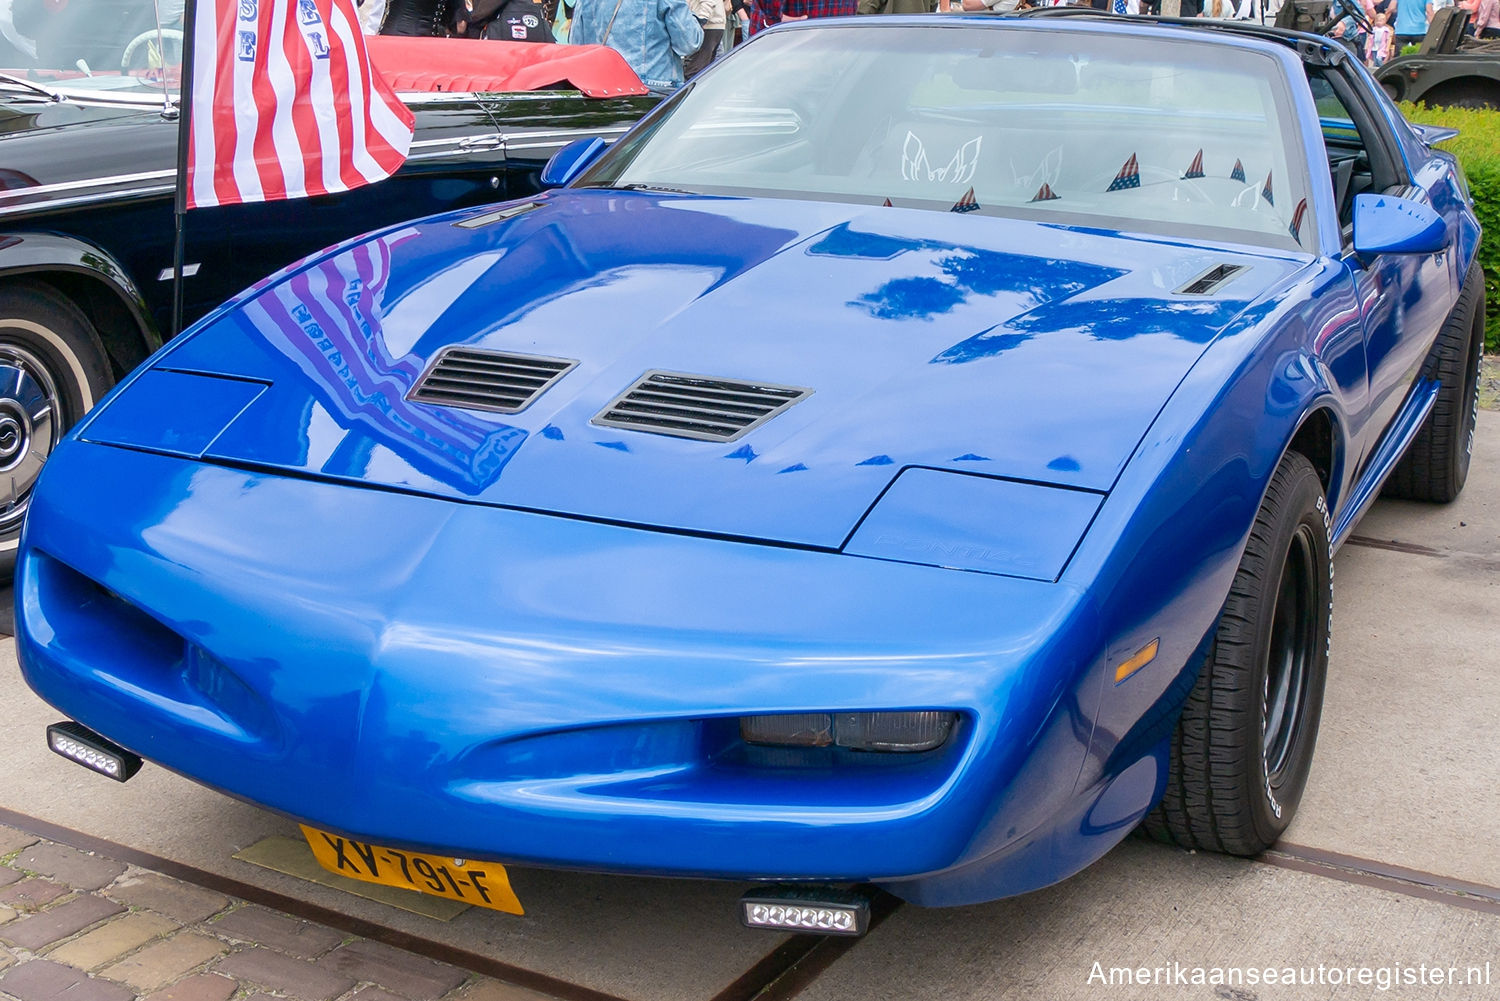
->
xmin=0 ymin=1 xmax=655 ymax=568
xmin=16 ymin=13 xmax=1484 ymax=929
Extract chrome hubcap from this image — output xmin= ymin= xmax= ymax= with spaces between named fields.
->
xmin=0 ymin=409 xmax=25 ymax=463
xmin=0 ymin=344 xmax=61 ymax=537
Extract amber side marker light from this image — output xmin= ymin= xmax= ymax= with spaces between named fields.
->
xmin=1114 ymin=639 xmax=1160 ymax=684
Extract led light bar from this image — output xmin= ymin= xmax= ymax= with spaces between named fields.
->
xmin=46 ymin=721 xmax=143 ymax=783
xmin=740 ymin=885 xmax=872 ymax=936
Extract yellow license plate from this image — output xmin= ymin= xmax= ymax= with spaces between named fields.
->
xmin=300 ymin=825 xmax=523 ymax=915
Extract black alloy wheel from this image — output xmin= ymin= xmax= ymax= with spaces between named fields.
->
xmin=1261 ymin=521 xmax=1318 ymax=806
xmin=0 ymin=282 xmax=114 ymax=575
xmin=1142 ymin=450 xmax=1332 ymax=856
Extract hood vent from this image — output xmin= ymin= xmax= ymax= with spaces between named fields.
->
xmin=407 ymin=348 xmax=577 ymax=414
xmin=1176 ymin=264 xmax=1247 ymax=296
xmin=592 ymin=370 xmax=812 ymax=442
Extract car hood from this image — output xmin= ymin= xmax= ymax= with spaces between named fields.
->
xmin=126 ymin=190 xmax=1305 ymax=548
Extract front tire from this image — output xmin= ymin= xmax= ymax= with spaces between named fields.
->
xmin=1142 ymin=451 xmax=1332 ymax=855
xmin=1383 ymin=258 xmax=1485 ymax=503
xmin=0 ymin=282 xmax=114 ymax=574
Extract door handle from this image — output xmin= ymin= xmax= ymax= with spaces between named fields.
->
xmin=458 ymin=135 xmax=505 ymax=152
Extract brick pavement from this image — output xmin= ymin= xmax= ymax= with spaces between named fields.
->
xmin=0 ymin=825 xmax=551 ymax=1001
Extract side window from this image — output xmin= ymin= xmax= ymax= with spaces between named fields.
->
xmin=1306 ymin=69 xmax=1404 ymax=242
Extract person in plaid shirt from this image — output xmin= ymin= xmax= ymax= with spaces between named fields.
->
xmin=749 ymin=0 xmax=857 ymax=35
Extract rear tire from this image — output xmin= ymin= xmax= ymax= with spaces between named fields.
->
xmin=0 ymin=282 xmax=114 ymax=575
xmin=1383 ymin=258 xmax=1485 ymax=503
xmin=1142 ymin=451 xmax=1332 ymax=855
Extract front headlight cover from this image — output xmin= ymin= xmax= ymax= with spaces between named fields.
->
xmin=843 ymin=467 xmax=1102 ymax=581
xmin=80 ymin=369 xmax=268 ymax=459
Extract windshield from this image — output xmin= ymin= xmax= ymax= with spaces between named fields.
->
xmin=581 ymin=24 xmax=1315 ymax=252
xmin=0 ymin=0 xmax=181 ymax=98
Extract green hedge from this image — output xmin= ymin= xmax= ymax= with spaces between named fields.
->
xmin=1400 ymin=102 xmax=1500 ymax=349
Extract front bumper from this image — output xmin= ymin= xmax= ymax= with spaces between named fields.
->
xmin=19 ymin=441 xmax=1127 ymax=898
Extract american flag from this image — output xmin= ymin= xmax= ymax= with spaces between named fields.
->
xmin=1106 ymin=153 xmax=1140 ymax=192
xmin=1182 ymin=149 xmax=1204 ymax=180
xmin=185 ymin=0 xmax=415 ymax=209
xmin=1289 ymin=198 xmax=1308 ymax=245
xmin=950 ymin=187 xmax=980 ymax=214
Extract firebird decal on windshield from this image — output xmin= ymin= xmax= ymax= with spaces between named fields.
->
xmin=902 ymin=132 xmax=982 ymax=185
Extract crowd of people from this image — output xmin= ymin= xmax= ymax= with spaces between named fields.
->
xmin=368 ymin=0 xmax=1498 ymax=95
xmin=1329 ymin=0 xmax=1500 ymax=67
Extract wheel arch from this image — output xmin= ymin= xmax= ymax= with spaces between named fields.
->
xmin=1408 ymin=72 xmax=1500 ymax=110
xmin=0 ymin=232 xmax=163 ymax=380
xmin=1284 ymin=404 xmax=1343 ymax=512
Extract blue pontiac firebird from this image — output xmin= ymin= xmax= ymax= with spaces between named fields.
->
xmin=14 ymin=12 xmax=1484 ymax=925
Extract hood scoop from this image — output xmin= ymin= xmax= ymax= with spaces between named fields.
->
xmin=407 ymin=347 xmax=577 ymax=414
xmin=592 ymin=370 xmax=812 ymax=443
xmin=1175 ymin=263 xmax=1247 ymax=296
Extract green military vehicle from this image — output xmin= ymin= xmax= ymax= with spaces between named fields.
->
xmin=1375 ymin=6 xmax=1500 ymax=109
xmin=1272 ymin=1 xmax=1498 ymax=108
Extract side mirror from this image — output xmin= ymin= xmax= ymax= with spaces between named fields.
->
xmin=1352 ymin=192 xmax=1447 ymax=255
xmin=540 ymin=137 xmax=606 ymax=189
xmin=1411 ymin=122 xmax=1460 ymax=146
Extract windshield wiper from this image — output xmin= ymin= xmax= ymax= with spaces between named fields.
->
xmin=615 ymin=182 xmax=699 ymax=194
xmin=0 ymin=73 xmax=64 ymax=103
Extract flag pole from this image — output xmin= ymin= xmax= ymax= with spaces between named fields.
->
xmin=171 ymin=0 xmax=200 ymax=338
